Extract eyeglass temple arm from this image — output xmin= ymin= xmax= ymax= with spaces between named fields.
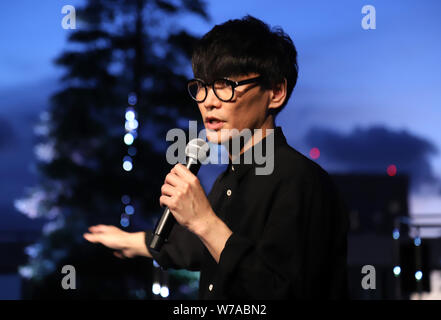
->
xmin=233 ymin=76 xmax=262 ymax=87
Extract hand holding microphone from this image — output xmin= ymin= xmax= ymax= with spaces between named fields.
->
xmin=149 ymin=138 xmax=211 ymax=253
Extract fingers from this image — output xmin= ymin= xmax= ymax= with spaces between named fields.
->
xmin=161 ymin=172 xmax=178 ymax=207
xmin=83 ymin=233 xmax=102 ymax=243
xmin=159 ymin=195 xmax=172 ymax=208
xmin=113 ymin=251 xmax=125 ymax=259
xmin=173 ymin=163 xmax=195 ymax=181
xmin=161 ymin=183 xmax=175 ymax=197
xmin=164 ymin=171 xmax=180 ymax=187
xmin=88 ymin=224 xmax=112 ymax=233
xmin=164 ymin=164 xmax=198 ymax=191
xmin=159 ymin=164 xmax=199 ymax=209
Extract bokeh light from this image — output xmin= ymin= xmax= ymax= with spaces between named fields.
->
xmin=123 ymin=160 xmax=133 ymax=171
xmin=309 ymin=147 xmax=320 ymax=160
xmin=124 ymin=133 xmax=134 ymax=145
xmin=120 ymin=214 xmax=130 ymax=227
xmin=152 ymin=283 xmax=160 ymax=295
xmin=125 ymin=110 xmax=135 ymax=121
xmin=160 ymin=286 xmax=169 ymax=298
xmin=415 ymin=270 xmax=423 ymax=281
xmin=128 ymin=146 xmax=137 ymax=156
xmin=128 ymin=93 xmax=137 ymax=106
xmin=387 ymin=164 xmax=397 ymax=176
xmin=121 ymin=194 xmax=131 ymax=204
xmin=125 ymin=205 xmax=134 ymax=215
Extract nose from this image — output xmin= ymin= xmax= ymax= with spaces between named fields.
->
xmin=203 ymin=86 xmax=222 ymax=110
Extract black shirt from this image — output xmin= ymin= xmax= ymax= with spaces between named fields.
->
xmin=145 ymin=127 xmax=349 ymax=299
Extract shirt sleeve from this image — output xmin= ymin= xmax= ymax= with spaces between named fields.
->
xmin=217 ymin=171 xmax=349 ymax=299
xmin=145 ymin=223 xmax=205 ymax=271
xmin=144 ymin=172 xmax=226 ymax=272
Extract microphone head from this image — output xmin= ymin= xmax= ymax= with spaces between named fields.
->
xmin=185 ymin=138 xmax=210 ymax=163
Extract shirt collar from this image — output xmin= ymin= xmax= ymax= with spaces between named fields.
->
xmin=225 ymin=126 xmax=287 ymax=180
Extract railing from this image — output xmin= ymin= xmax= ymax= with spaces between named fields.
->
xmin=393 ymin=214 xmax=441 ymax=299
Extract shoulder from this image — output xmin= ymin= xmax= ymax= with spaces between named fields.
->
xmin=262 ymin=141 xmax=339 ymax=199
xmin=270 ymin=143 xmax=348 ymax=223
xmin=275 ymin=143 xmax=328 ymax=181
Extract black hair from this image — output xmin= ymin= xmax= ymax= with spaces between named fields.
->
xmin=191 ymin=15 xmax=298 ymax=114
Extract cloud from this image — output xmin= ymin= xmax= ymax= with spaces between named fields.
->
xmin=305 ymin=126 xmax=439 ymax=189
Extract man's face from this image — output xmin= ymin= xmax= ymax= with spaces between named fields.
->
xmin=197 ymin=73 xmax=272 ymax=145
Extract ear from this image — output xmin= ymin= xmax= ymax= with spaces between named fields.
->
xmin=268 ymin=79 xmax=287 ymax=111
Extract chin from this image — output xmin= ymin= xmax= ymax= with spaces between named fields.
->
xmin=205 ymin=129 xmax=232 ymax=145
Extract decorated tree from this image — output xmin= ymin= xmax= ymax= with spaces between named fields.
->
xmin=15 ymin=0 xmax=208 ymax=299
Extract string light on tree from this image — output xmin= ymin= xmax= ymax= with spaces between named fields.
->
xmin=121 ymin=194 xmax=131 ymax=205
xmin=124 ymin=133 xmax=134 ymax=145
xmin=120 ymin=93 xmax=138 ymax=228
xmin=392 ymin=228 xmax=400 ymax=240
xmin=152 ymin=282 xmax=161 ymax=295
xmin=122 ymin=156 xmax=133 ymax=172
xmin=128 ymin=146 xmax=137 ymax=156
xmin=160 ymin=286 xmax=170 ymax=298
xmin=415 ymin=270 xmax=423 ymax=281
xmin=414 ymin=236 xmax=421 ymax=247
xmin=392 ymin=222 xmax=401 ymax=280
xmin=125 ymin=205 xmax=135 ymax=215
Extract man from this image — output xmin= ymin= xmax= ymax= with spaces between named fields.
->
xmin=84 ymin=16 xmax=348 ymax=299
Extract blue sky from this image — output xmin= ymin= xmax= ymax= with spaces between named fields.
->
xmin=1 ymin=0 xmax=441 ymax=231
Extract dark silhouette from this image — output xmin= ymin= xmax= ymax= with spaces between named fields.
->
xmin=17 ymin=0 xmax=208 ymax=299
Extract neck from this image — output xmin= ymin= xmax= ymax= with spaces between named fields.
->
xmin=228 ymin=117 xmax=275 ymax=162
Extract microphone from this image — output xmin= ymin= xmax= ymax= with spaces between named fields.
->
xmin=148 ymin=138 xmax=210 ymax=253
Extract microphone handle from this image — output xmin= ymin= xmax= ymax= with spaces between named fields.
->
xmin=149 ymin=158 xmax=201 ymax=253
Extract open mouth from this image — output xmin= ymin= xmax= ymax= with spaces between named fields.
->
xmin=206 ymin=117 xmax=225 ymax=130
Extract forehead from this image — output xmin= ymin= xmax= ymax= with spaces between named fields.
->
xmin=198 ymin=73 xmax=259 ymax=83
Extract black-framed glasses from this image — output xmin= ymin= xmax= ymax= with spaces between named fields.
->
xmin=187 ymin=76 xmax=262 ymax=103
